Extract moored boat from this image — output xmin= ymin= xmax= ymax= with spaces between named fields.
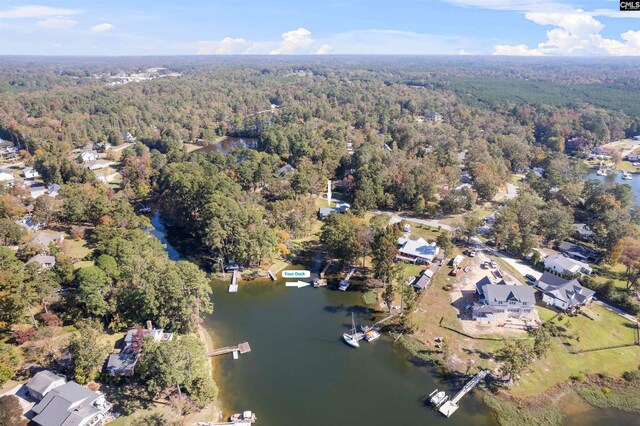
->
xmin=622 ymin=171 xmax=633 ymax=180
xmin=429 ymin=389 xmax=448 ymax=407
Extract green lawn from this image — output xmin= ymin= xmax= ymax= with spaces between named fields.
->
xmin=73 ymin=260 xmax=94 ymax=269
xmin=410 ymin=223 xmax=446 ymax=242
xmin=62 ymin=237 xmax=92 ymax=260
xmin=511 ymin=304 xmax=640 ymax=397
xmin=493 ymin=257 xmax=527 ymax=284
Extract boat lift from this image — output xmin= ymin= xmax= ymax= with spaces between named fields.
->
xmin=436 ymin=370 xmax=490 ymax=417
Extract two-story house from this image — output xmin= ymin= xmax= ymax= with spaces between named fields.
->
xmin=472 ymin=277 xmax=537 ymax=322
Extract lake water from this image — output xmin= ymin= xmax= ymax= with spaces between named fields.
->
xmin=584 ymin=170 xmax=640 ymax=203
xmin=194 ymin=137 xmax=259 ymax=155
xmin=205 ymin=276 xmax=496 ymax=426
xmin=148 ymin=209 xmax=638 ymax=426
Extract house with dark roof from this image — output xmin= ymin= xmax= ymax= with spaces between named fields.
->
xmin=536 ymin=272 xmax=595 ymax=312
xmin=30 ymin=381 xmax=111 ymax=426
xmin=106 ymin=323 xmax=173 ymax=376
xmin=276 ymin=164 xmax=295 ymax=176
xmin=472 ymin=277 xmax=537 ymax=322
xmin=412 ymin=269 xmax=434 ymax=291
xmin=558 ymin=241 xmax=600 ymax=263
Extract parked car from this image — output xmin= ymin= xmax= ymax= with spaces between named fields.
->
xmin=469 ymin=251 xmax=476 ymax=257
xmin=490 ymin=260 xmax=498 ymax=269
xmin=525 ymin=274 xmax=537 ymax=283
xmin=224 ymin=260 xmax=241 ymax=272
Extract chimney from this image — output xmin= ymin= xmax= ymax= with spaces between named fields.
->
xmin=146 ymin=320 xmax=152 ymax=330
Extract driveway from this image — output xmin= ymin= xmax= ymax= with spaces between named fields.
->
xmin=471 ymin=237 xmax=541 ymax=281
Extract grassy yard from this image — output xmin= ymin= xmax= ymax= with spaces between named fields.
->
xmin=410 ymin=223 xmax=447 ymax=242
xmin=591 ymin=262 xmax=629 ymax=291
xmin=63 ymin=237 xmax=92 ymax=260
xmin=511 ymin=303 xmax=640 ymax=397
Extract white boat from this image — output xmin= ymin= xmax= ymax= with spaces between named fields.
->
xmin=622 ymin=171 xmax=633 ymax=180
xmin=343 ymin=313 xmax=360 ymax=348
xmin=230 ymin=410 xmax=257 ymax=423
xmin=596 ymin=168 xmax=608 ymax=176
xmin=429 ymin=389 xmax=448 ymax=407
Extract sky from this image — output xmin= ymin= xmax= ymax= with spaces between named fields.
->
xmin=0 ymin=1 xmax=639 ymax=56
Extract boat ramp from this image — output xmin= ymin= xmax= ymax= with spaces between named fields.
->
xmin=436 ymin=370 xmax=489 ymax=417
xmin=208 ymin=342 xmax=251 ymax=360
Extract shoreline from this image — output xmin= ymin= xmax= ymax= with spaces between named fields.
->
xmin=193 ymin=324 xmax=224 ymax=423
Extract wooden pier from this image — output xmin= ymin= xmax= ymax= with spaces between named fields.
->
xmin=208 ymin=342 xmax=251 ymax=359
xmin=437 ymin=370 xmax=489 ymax=417
xmin=267 ymin=269 xmax=276 ymax=281
xmin=320 ymin=261 xmax=332 ymax=279
xmin=228 ymin=270 xmax=239 ymax=293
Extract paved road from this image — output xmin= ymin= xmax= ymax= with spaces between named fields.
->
xmin=370 ymin=210 xmax=453 ymax=231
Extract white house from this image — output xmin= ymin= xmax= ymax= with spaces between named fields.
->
xmin=536 ymin=272 xmax=595 ymax=312
xmin=22 ymin=167 xmax=39 ymax=179
xmin=472 ymin=277 xmax=537 ymax=322
xmin=544 ymin=253 xmax=592 ymax=276
xmin=396 ymin=237 xmax=440 ymax=264
xmin=80 ymin=150 xmax=98 ymax=162
xmin=0 ymin=168 xmax=15 ymax=183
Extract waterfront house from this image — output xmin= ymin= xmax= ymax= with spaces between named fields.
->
xmin=27 ymin=254 xmax=57 ymax=269
xmin=536 ymin=272 xmax=595 ymax=312
xmin=106 ymin=322 xmax=173 ymax=376
xmin=79 ymin=150 xmax=99 ymax=162
xmin=0 ymin=168 xmax=15 ymax=183
xmin=472 ymin=277 xmax=537 ymax=322
xmin=23 ymin=167 xmax=39 ymax=179
xmin=544 ymin=253 xmax=592 ymax=277
xmin=396 ymin=237 xmax=440 ymax=264
xmin=29 ymin=380 xmax=112 ymax=426
xmin=25 ymin=371 xmax=66 ymax=401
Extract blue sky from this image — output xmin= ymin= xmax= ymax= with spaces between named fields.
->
xmin=0 ymin=1 xmax=639 ymax=55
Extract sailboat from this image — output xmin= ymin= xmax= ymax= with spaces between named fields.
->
xmin=343 ymin=313 xmax=360 ymax=348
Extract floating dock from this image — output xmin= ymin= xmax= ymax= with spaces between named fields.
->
xmin=208 ymin=342 xmax=251 ymax=359
xmin=338 ymin=268 xmax=356 ymax=291
xmin=437 ymin=370 xmax=489 ymax=417
xmin=228 ymin=270 xmax=239 ymax=292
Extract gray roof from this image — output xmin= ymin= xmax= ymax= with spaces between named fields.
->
xmin=106 ymin=350 xmax=139 ymax=375
xmin=536 ymin=272 xmax=568 ymax=290
xmin=26 ymin=371 xmax=66 ymax=397
xmin=397 ymin=237 xmax=439 ymax=262
xmin=413 ymin=274 xmax=431 ymax=290
xmin=318 ymin=207 xmax=338 ymax=217
xmin=541 ymin=276 xmax=595 ymax=308
xmin=476 ymin=277 xmax=535 ymax=305
xmin=27 ymin=254 xmax=56 ymax=266
xmin=32 ymin=382 xmax=100 ymax=426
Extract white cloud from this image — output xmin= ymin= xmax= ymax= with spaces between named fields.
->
xmin=91 ymin=23 xmax=114 ymax=32
xmin=271 ymin=27 xmax=316 ymax=54
xmin=316 ymin=43 xmax=332 ymax=54
xmin=36 ymin=16 xmax=77 ymax=29
xmin=494 ymin=10 xmax=640 ymax=56
xmin=0 ymin=5 xmax=81 ymax=19
xmin=194 ymin=28 xmax=331 ymax=55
